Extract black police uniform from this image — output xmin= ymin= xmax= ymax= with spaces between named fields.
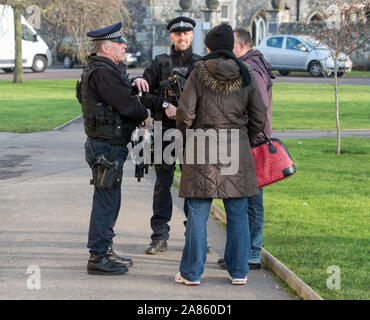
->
xmin=77 ymin=23 xmax=148 ymax=275
xmin=141 ymin=17 xmax=201 ymax=252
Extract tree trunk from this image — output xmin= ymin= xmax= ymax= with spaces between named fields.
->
xmin=334 ymin=55 xmax=340 ymax=155
xmin=13 ymin=5 xmax=23 ymax=83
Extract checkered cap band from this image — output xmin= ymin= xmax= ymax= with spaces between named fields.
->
xmin=93 ymin=30 xmax=122 ymax=40
xmin=170 ymin=21 xmax=193 ymax=31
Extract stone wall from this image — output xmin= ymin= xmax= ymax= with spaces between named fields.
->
xmin=235 ymin=0 xmax=272 ymax=28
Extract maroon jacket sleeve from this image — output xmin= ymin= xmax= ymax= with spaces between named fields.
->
xmin=251 ymin=70 xmax=273 ymax=144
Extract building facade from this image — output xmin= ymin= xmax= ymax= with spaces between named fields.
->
xmin=36 ymin=0 xmax=368 ymax=68
xmin=127 ymin=0 xmax=368 ymax=68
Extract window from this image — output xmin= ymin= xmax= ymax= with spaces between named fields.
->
xmin=220 ymin=4 xmax=230 ymax=22
xmin=268 ymin=22 xmax=278 ymax=34
xmin=22 ymin=24 xmax=34 ymax=41
xmin=286 ymin=37 xmax=301 ymax=50
xmin=252 ymin=16 xmax=266 ymax=47
xmin=286 ymin=37 xmax=307 ymax=51
xmin=266 ymin=36 xmax=284 ymax=48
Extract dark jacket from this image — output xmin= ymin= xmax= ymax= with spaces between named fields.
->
xmin=141 ymin=45 xmax=200 ymax=128
xmin=239 ymin=50 xmax=275 ymax=144
xmin=176 ymin=57 xmax=266 ymax=199
xmin=86 ymin=55 xmax=148 ymax=145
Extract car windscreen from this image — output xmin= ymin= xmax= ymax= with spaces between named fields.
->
xmin=266 ymin=37 xmax=284 ymax=48
xmin=303 ymin=38 xmax=328 ymax=50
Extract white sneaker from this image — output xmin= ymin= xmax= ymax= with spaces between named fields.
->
xmin=175 ymin=272 xmax=200 ymax=285
xmin=231 ymin=275 xmax=248 ymax=285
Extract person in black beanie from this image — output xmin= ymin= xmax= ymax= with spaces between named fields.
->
xmin=205 ymin=23 xmax=234 ymax=51
xmin=174 ymin=24 xmax=266 ymax=285
xmin=186 ymin=23 xmax=251 ymax=87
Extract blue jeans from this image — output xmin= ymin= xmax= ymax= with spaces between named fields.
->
xmin=248 ymin=189 xmax=264 ymax=264
xmin=180 ymin=198 xmax=250 ymax=282
xmin=85 ymin=138 xmax=129 ymax=255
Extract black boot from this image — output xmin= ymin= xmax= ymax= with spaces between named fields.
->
xmin=87 ymin=253 xmax=129 ymax=275
xmin=145 ymin=240 xmax=168 ymax=254
xmin=107 ymin=247 xmax=133 ymax=268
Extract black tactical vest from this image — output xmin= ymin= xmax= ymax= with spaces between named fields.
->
xmin=152 ymin=53 xmax=201 ymax=124
xmin=155 ymin=53 xmax=201 ymax=89
xmin=76 ymin=61 xmax=134 ymax=141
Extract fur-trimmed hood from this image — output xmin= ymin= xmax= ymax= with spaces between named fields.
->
xmin=193 ymin=58 xmax=244 ymax=95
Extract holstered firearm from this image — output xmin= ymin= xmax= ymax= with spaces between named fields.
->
xmin=93 ymin=155 xmax=122 ymax=189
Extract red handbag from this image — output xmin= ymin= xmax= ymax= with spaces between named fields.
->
xmin=251 ymin=132 xmax=296 ymax=188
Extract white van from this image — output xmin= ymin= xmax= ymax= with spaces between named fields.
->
xmin=0 ymin=5 xmax=52 ymax=73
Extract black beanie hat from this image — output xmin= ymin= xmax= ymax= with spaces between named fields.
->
xmin=205 ymin=24 xmax=234 ymax=52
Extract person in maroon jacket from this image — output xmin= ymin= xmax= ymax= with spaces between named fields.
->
xmin=218 ymin=29 xmax=276 ymax=271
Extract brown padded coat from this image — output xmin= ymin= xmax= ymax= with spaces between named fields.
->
xmin=176 ymin=57 xmax=266 ymax=199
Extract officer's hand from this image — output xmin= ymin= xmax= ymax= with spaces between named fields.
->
xmin=139 ymin=116 xmax=150 ymax=129
xmin=132 ymin=78 xmax=149 ymax=93
xmin=165 ymin=103 xmax=177 ymax=120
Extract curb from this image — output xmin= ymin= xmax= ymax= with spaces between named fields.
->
xmin=54 ymin=115 xmax=82 ymax=131
xmin=173 ymin=176 xmax=323 ymax=301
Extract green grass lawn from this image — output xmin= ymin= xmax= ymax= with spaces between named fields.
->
xmin=1 ymin=80 xmax=368 ymax=133
xmin=339 ymin=70 xmax=370 ymax=78
xmin=255 ymin=138 xmax=369 ymax=300
xmin=0 ymin=80 xmax=81 ymax=132
xmin=272 ymin=83 xmax=370 ymax=130
xmin=175 ymin=138 xmax=369 ymax=300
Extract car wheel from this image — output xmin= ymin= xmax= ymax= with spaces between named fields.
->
xmin=31 ymin=56 xmax=47 ymax=72
xmin=308 ymin=61 xmax=322 ymax=77
xmin=2 ymin=68 xmax=13 ymax=73
xmin=63 ymin=55 xmax=74 ymax=69
xmin=278 ymin=70 xmax=290 ymax=76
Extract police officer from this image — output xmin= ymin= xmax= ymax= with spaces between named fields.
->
xmin=77 ymin=22 xmax=150 ymax=275
xmin=141 ymin=17 xmax=201 ymax=254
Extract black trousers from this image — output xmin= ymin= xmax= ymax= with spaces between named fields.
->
xmin=150 ymin=135 xmax=188 ymax=241
xmin=85 ymin=138 xmax=129 ymax=255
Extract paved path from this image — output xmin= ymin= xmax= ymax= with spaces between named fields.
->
xmin=275 ymin=129 xmax=370 ymax=140
xmin=0 ymin=118 xmax=294 ymax=300
xmin=273 ymin=74 xmax=370 ymax=86
xmin=1 ymin=66 xmax=369 ymax=86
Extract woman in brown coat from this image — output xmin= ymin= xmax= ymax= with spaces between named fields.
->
xmin=174 ymin=24 xmax=266 ymax=285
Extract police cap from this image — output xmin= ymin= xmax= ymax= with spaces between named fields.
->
xmin=167 ymin=16 xmax=196 ymax=33
xmin=87 ymin=22 xmax=127 ymax=43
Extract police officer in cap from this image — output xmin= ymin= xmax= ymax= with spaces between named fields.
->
xmin=141 ymin=16 xmax=201 ymax=254
xmin=77 ymin=22 xmax=150 ymax=275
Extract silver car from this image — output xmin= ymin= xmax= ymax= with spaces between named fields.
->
xmin=258 ymin=35 xmax=352 ymax=77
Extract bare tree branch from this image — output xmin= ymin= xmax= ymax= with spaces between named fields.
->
xmin=1 ymin=0 xmax=133 ymax=66
xmin=303 ymin=0 xmax=369 ymax=155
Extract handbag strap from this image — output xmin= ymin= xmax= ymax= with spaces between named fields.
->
xmin=263 ymin=130 xmax=271 ymax=142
